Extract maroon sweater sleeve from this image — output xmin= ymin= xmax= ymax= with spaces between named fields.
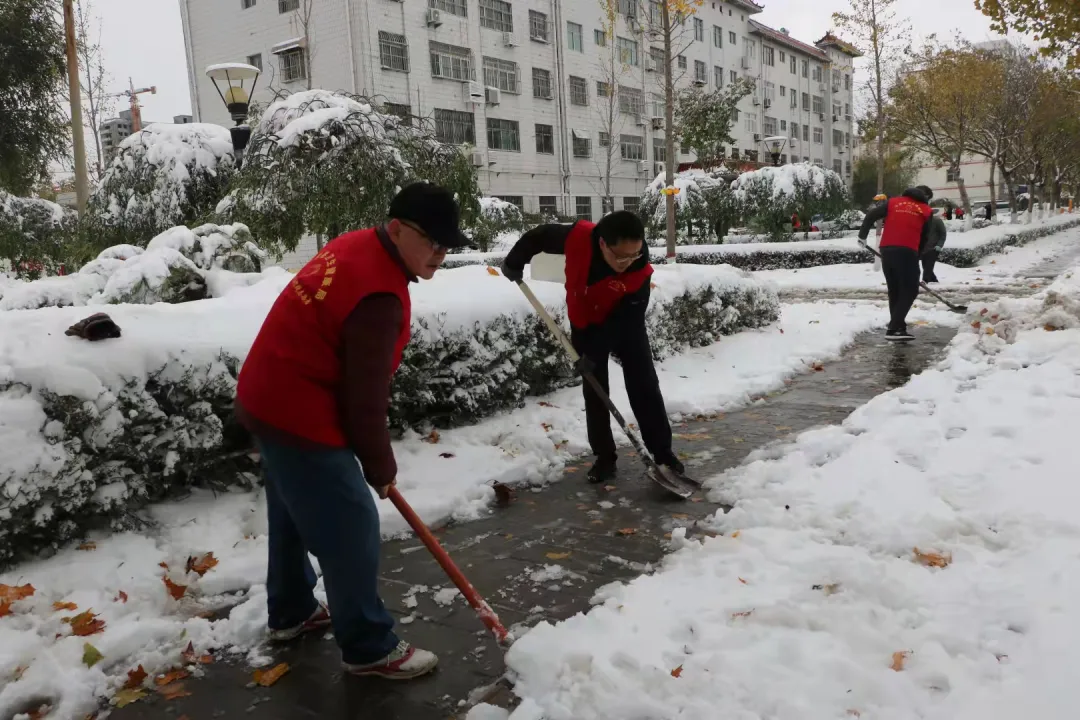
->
xmin=341 ymin=293 xmax=402 ymax=488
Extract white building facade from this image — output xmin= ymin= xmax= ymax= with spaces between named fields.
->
xmin=179 ymin=0 xmax=858 ymax=220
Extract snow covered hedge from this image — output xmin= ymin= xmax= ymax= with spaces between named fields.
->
xmin=0 ymin=223 xmax=269 ymax=311
xmin=221 ymin=90 xmax=482 ymax=258
xmin=639 ymin=169 xmax=738 ymax=244
xmin=0 ymin=265 xmax=778 ymax=565
xmin=0 ymin=191 xmax=78 ymax=280
xmin=84 ymin=124 xmax=238 ymax=250
xmin=732 ymin=163 xmax=849 ymax=240
xmin=469 ymin=197 xmax=526 ymax=252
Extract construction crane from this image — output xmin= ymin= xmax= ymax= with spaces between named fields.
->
xmin=109 ymin=78 xmax=157 ymax=132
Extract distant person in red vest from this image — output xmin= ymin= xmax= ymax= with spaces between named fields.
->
xmin=858 ymin=185 xmax=934 ymax=341
xmin=500 ymin=212 xmax=683 ymax=485
xmin=235 ymin=182 xmax=470 ymax=680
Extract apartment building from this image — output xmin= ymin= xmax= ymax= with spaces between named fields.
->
xmin=179 ymin=0 xmax=859 ymax=220
xmin=99 ymin=111 xmax=195 ymax=166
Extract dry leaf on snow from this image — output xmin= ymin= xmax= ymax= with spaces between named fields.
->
xmin=26 ymin=705 xmax=51 ymax=720
xmin=890 ymin=651 xmax=909 ymax=671
xmin=616 ymin=528 xmax=637 ymax=536
xmin=53 ymin=601 xmax=78 ymax=611
xmin=603 ymin=485 xmax=617 ymax=492
xmin=157 ymin=682 xmax=192 ymax=700
xmin=82 ymin=643 xmax=104 ymax=668
xmin=545 ymin=552 xmax=570 ymax=560
xmin=155 ymin=668 xmax=190 ymax=686
xmin=670 ymin=664 xmax=684 ymax=678
xmin=492 ymin=482 xmax=513 ymax=506
xmin=730 ymin=530 xmax=741 ymax=539
xmin=114 ymin=590 xmax=128 ymax=604
xmin=812 ymin=583 xmax=842 ymax=595
xmin=162 ymin=577 xmax=188 ymax=600
xmin=113 ymin=688 xmax=148 ymax=708
xmin=185 ymin=552 xmax=219 ymax=577
xmin=125 ymin=665 xmax=148 ymax=689
xmin=0 ymin=601 xmax=12 ymax=618
xmin=66 ymin=610 xmax=106 ymax=637
xmin=13 ymin=665 xmax=27 ymax=680
xmin=486 ymin=266 xmax=500 ymax=276
xmin=738 ymin=577 xmax=748 ymax=585
xmin=439 ymin=452 xmax=455 ymax=459
xmin=0 ymin=584 xmax=35 ymax=603
xmin=158 ymin=562 xmax=169 ymax=570
xmin=77 ymin=541 xmax=97 ymax=551
xmin=731 ymin=610 xmax=753 ymax=619
xmin=913 ymin=547 xmax=951 ymax=568
xmin=253 ymin=662 xmax=290 ymax=687
xmin=537 ymin=401 xmax=555 ymax=407
xmin=423 ymin=430 xmax=440 ymax=444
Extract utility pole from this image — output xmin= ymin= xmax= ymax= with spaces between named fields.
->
xmin=63 ymin=0 xmax=90 ymax=212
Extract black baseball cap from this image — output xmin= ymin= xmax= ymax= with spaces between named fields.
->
xmin=388 ymin=182 xmax=472 ymax=249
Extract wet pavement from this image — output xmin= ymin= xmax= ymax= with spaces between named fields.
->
xmin=108 ymin=326 xmax=956 ymax=720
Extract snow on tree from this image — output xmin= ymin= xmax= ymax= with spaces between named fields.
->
xmin=732 ymin=163 xmax=849 ymax=240
xmin=469 ymin=197 xmax=525 ymax=252
xmin=639 ymin=168 xmax=738 ymax=244
xmin=0 ymin=190 xmax=78 ymax=279
xmin=223 ymin=89 xmax=482 ymax=256
xmin=86 ymin=123 xmax=238 ymax=249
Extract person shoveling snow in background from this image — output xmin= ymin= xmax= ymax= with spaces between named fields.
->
xmin=922 ymin=212 xmax=947 ymax=283
xmin=858 ymin=185 xmax=935 ymax=341
xmin=500 ymin=211 xmax=685 ymax=485
xmin=234 ymin=182 xmax=472 ymax=680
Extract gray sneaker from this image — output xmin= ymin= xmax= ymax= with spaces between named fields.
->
xmin=343 ymin=640 xmax=439 ymax=680
xmin=268 ymin=603 xmax=331 ymax=642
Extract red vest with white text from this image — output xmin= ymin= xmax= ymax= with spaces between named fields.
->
xmin=880 ymin=196 xmax=932 ymax=251
xmin=236 ymin=228 xmax=412 ymax=446
xmin=564 ymin=221 xmax=653 ymax=329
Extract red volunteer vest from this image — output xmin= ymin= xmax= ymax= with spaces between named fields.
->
xmin=236 ymin=228 xmax=412 ymax=447
xmin=880 ymin=196 xmax=932 ymax=252
xmin=564 ymin=220 xmax=654 ymax=329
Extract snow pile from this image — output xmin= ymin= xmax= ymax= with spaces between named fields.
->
xmin=86 ymin=123 xmax=237 ymax=247
xmin=0 ymin=191 xmax=78 ymax=280
xmin=0 ymin=263 xmax=778 ymax=565
xmin=0 ymin=300 xmax=957 ymax=719
xmin=0 ymin=224 xmax=271 ymax=310
xmin=731 ymin=162 xmax=830 ymax=201
xmin=498 ymin=267 xmax=1080 ymax=719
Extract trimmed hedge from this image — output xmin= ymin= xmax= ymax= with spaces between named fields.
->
xmin=0 ymin=265 xmax=778 ymax=566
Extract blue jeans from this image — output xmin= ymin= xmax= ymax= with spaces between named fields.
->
xmin=255 ymin=436 xmax=399 ymax=665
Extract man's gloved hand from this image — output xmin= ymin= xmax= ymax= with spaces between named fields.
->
xmin=500 ymin=260 xmax=524 ymax=283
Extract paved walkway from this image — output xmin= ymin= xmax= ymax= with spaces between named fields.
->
xmin=109 ymin=326 xmax=956 ymax=720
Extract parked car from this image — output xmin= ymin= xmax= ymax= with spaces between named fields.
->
xmin=812 ymin=209 xmax=865 ymax=233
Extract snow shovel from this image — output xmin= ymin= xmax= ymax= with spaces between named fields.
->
xmin=387 ymin=486 xmax=512 ymax=646
xmin=857 ymin=240 xmax=969 ymax=313
xmin=514 ymin=279 xmax=697 ymax=499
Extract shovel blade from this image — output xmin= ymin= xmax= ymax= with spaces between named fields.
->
xmin=647 ymin=465 xmax=697 ymax=498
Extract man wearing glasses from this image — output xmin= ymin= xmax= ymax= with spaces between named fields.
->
xmin=501 ymin=211 xmax=684 ymax=485
xmin=235 ymin=183 xmax=469 ymax=680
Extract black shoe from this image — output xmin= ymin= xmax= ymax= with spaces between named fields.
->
xmin=587 ymin=455 xmax=617 ymax=484
xmin=654 ymin=452 xmax=685 ymax=475
xmin=885 ymin=329 xmax=915 ymax=342
xmin=924 ymin=276 xmax=939 ymax=283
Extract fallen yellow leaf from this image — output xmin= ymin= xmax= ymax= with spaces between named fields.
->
xmin=253 ymin=662 xmax=290 ymax=687
xmin=890 ymin=650 xmax=909 ymax=671
xmin=545 ymin=552 xmax=570 ymax=560
xmin=486 ymin=266 xmax=500 ymax=276
xmin=155 ymin=669 xmax=190 ymax=686
xmin=157 ymin=682 xmax=192 ymax=700
xmin=913 ymin=547 xmax=951 ymax=568
xmin=616 ymin=528 xmax=637 ymax=536
xmin=670 ymin=664 xmax=683 ymax=678
xmin=53 ymin=601 xmax=78 ymax=611
xmin=113 ymin=688 xmax=148 ymax=708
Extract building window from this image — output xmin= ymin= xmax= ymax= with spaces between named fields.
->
xmin=832 ymin=129 xmax=843 ymax=146
xmin=532 ymin=67 xmax=553 ymax=99
xmin=653 ymin=138 xmax=666 ymax=162
xmin=623 ymin=196 xmax=640 ymax=212
xmin=845 ymin=73 xmax=851 ymax=90
xmin=569 ymin=75 xmax=588 ymax=105
xmin=693 ymin=17 xmax=704 ymax=41
xmin=763 ymin=46 xmax=775 ymax=66
xmin=802 ymin=92 xmax=810 ymax=111
xmin=430 ymin=0 xmax=467 ymax=17
xmin=242 ymin=0 xmax=255 ymax=9
xmin=616 ymin=0 xmax=636 ymax=17
xmin=575 ymin=196 xmax=592 ymax=220
xmin=813 ymin=126 xmax=823 ymax=144
xmin=650 ymin=92 xmax=664 ymax=118
xmin=278 ymin=0 xmax=297 ymax=12
xmin=765 ymin=81 xmax=775 ymax=101
xmin=845 ymin=160 xmax=852 ymax=175
xmin=833 ymin=159 xmax=842 ymax=174
xmin=618 ymin=85 xmax=644 ymax=115
xmin=845 ymin=131 xmax=851 ymax=147
xmin=677 ymin=55 xmax=687 ymax=69
xmin=779 ymin=85 xmax=786 ymax=96
xmin=479 ymin=0 xmax=513 ymax=32
xmin=535 ymin=123 xmax=554 ymax=154
xmin=780 ymin=119 xmax=787 ymax=131
xmin=246 ymin=53 xmax=263 ymax=71
xmin=803 ymin=124 xmax=809 ymax=141
xmin=730 ymin=147 xmax=739 ymax=159
xmin=430 ymin=41 xmax=473 ymax=81
xmin=595 ymin=29 xmax=607 ymax=46
xmin=649 ymin=47 xmax=663 ymax=71
xmin=539 ymin=196 xmax=558 ymax=216
xmin=694 ymin=60 xmax=706 ymax=84
xmin=801 ymin=59 xmax=809 ymax=78
xmin=529 ymin=10 xmax=550 ymax=42
xmin=844 ymin=102 xmax=851 ymax=118
xmin=714 ymin=65 xmax=723 ymax=88
xmin=946 ymin=167 xmax=960 ymax=182
xmin=378 ymin=31 xmax=410 ymax=72
xmin=729 ymin=30 xmax=736 ymax=45
xmin=279 ymin=48 xmax=307 ymax=83
xmin=496 ymin=196 xmax=524 ymax=212
xmin=572 ymin=131 xmax=591 ymax=158
xmin=487 ymin=118 xmax=520 ymax=151
xmin=812 ymin=95 xmax=823 ymax=113
xmin=812 ymin=64 xmax=823 ymax=82
xmin=744 ymin=112 xmax=757 ymax=132
xmin=780 ymin=154 xmax=787 ymax=164
xmin=620 ymin=134 xmax=644 ymax=160
xmin=730 ymin=69 xmax=737 ymax=84
xmin=616 ymin=36 xmax=639 ymax=66
xmin=713 ymin=26 xmax=723 ymax=47
xmin=599 ymin=131 xmax=610 ymax=147
xmin=567 ymin=21 xmax=583 ymax=51
xmin=483 ymin=56 xmax=519 ymax=93
xmin=790 ymin=56 xmax=797 ymax=74
xmin=764 ymin=116 xmax=777 ymax=135
xmin=780 ymin=51 xmax=785 ymax=62
xmin=434 ymin=108 xmax=475 ymax=144
xmin=597 ymin=81 xmax=612 ymax=98
xmin=382 ymin=102 xmax=412 ymax=121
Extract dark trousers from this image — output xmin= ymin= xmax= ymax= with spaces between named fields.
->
xmin=255 ymin=436 xmax=398 ymax=665
xmin=880 ymin=245 xmax=921 ymax=333
xmin=921 ymin=250 xmax=939 ymax=282
xmin=570 ymin=320 xmax=672 ymax=461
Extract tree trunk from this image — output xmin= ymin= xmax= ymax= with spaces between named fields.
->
xmin=987 ymin=157 xmax=997 ymax=221
xmin=956 ymin=175 xmax=973 ymax=231
xmin=1001 ymin=166 xmax=1018 ymax=223
xmin=662 ymin=2 xmax=676 ymax=262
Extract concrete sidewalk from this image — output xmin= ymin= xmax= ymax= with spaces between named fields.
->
xmin=108 ymin=326 xmax=955 ymax=720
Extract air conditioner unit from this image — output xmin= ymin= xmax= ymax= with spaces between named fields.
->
xmin=837 ymin=148 xmax=845 ymax=155
xmin=485 ymin=87 xmax=501 ymax=104
xmin=693 ymin=78 xmax=705 ymax=86
xmin=764 ymin=99 xmax=772 ymax=109
xmin=740 ymin=57 xmax=750 ymax=69
xmin=634 ymin=114 xmax=645 ymax=127
xmin=469 ymin=151 xmax=485 ymax=167
xmin=645 ymin=59 xmax=656 ymax=73
xmin=817 ymin=82 xmax=825 ymax=92
xmin=651 ymin=116 xmax=663 ymax=130
xmin=502 ymin=32 xmax=517 ymax=47
xmin=637 ymin=160 xmax=650 ymax=173
xmin=654 ymin=162 xmax=665 ymax=176
xmin=818 ymin=113 xmax=825 ymax=121
xmin=426 ymin=8 xmax=442 ymax=27
xmin=463 ymin=81 xmax=484 ymax=104
xmin=754 ymin=133 xmax=761 ymax=143
xmin=832 ymin=85 xmax=841 ymax=93
xmin=751 ymin=97 xmax=760 ymax=105
xmin=845 ymin=114 xmax=852 ymax=122
xmin=832 ymin=115 xmax=839 ymax=122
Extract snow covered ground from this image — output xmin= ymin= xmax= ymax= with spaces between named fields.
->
xmin=491 ymin=266 xmax=1080 ymax=720
xmin=0 ymin=299 xmax=956 ymax=719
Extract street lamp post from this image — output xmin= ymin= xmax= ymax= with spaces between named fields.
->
xmin=205 ymin=63 xmax=261 ymax=168
xmin=764 ymin=136 xmax=788 ymax=167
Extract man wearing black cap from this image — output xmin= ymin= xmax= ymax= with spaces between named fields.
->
xmin=235 ymin=182 xmax=469 ymax=680
xmin=858 ymin=185 xmax=934 ymax=341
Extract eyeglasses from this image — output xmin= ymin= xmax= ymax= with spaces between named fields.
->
xmin=399 ymin=220 xmax=447 ymax=253
xmin=602 ymin=242 xmax=642 ymax=264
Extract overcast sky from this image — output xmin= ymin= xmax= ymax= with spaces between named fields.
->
xmin=93 ymin=0 xmax=1010 ymax=123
